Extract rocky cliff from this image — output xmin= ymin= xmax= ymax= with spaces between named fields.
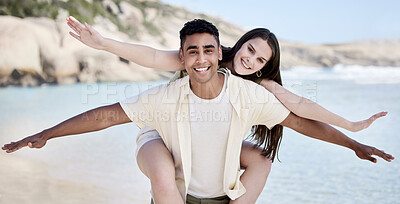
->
xmin=0 ymin=0 xmax=399 ymax=86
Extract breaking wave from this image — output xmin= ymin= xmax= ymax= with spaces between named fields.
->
xmin=282 ymin=64 xmax=400 ymax=84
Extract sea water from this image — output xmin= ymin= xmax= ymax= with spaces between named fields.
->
xmin=0 ymin=65 xmax=399 ymax=203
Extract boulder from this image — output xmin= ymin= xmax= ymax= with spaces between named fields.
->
xmin=0 ymin=16 xmax=42 ymax=76
xmin=118 ymin=1 xmax=144 ymax=30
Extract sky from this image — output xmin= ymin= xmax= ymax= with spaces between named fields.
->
xmin=161 ymin=0 xmax=400 ymax=44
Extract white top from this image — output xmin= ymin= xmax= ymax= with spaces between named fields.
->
xmin=187 ymin=72 xmax=232 ymax=198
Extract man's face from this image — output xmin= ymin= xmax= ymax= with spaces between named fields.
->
xmin=180 ymin=33 xmax=222 ymax=85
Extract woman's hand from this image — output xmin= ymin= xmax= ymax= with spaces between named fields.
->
xmin=2 ymin=132 xmax=48 ymax=153
xmin=66 ymin=16 xmax=105 ymax=50
xmin=349 ymin=111 xmax=388 ymax=132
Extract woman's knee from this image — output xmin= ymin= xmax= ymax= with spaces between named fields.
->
xmin=240 ymin=141 xmax=272 ymax=170
xmin=137 ymin=139 xmax=175 ymax=178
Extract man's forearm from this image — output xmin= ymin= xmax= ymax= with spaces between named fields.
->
xmin=282 ymin=113 xmax=358 ymax=151
xmin=43 ymin=103 xmax=130 ymax=140
xmin=280 ymin=113 xmax=394 ymax=162
xmin=2 ymin=103 xmax=132 ymax=153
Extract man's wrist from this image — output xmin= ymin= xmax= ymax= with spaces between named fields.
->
xmin=348 ymin=139 xmax=360 ymax=151
xmin=40 ymin=129 xmax=52 ymax=141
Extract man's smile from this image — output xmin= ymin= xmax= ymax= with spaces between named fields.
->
xmin=194 ymin=66 xmax=210 ymax=72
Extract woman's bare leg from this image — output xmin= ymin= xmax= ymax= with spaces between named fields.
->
xmin=137 ymin=139 xmax=184 ymax=204
xmin=231 ymin=141 xmax=272 ymax=204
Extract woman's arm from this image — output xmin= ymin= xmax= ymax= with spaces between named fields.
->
xmin=66 ymin=16 xmax=184 ymax=71
xmin=260 ymin=79 xmax=387 ymax=132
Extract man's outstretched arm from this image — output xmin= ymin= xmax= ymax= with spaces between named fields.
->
xmin=279 ymin=113 xmax=395 ymax=163
xmin=2 ymin=103 xmax=131 ymax=153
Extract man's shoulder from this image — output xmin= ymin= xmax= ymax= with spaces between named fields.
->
xmin=227 ymin=73 xmax=264 ymax=90
xmin=167 ymin=74 xmax=189 ymax=89
xmin=226 ymin=72 xmax=273 ymax=106
xmin=155 ymin=75 xmax=189 ymax=101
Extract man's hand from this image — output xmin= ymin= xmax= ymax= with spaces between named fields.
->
xmin=2 ymin=133 xmax=47 ymax=153
xmin=66 ymin=16 xmax=105 ymax=50
xmin=280 ymin=113 xmax=395 ymax=163
xmin=353 ymin=142 xmax=394 ymax=163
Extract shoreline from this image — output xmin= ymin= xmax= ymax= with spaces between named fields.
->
xmin=0 ymin=154 xmax=147 ymax=204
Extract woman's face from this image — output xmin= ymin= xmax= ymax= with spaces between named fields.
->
xmin=233 ymin=37 xmax=272 ymax=75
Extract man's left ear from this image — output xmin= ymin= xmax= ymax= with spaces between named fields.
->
xmin=179 ymin=48 xmax=184 ymax=64
xmin=218 ymin=45 xmax=222 ymax=60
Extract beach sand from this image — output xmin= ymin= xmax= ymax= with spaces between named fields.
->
xmin=0 ymin=154 xmax=148 ymax=204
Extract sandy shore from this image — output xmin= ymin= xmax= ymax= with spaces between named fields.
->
xmin=0 ymin=154 xmax=148 ymax=204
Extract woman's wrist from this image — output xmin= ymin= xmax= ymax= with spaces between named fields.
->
xmin=100 ymin=37 xmax=112 ymax=51
xmin=343 ymin=120 xmax=354 ymax=132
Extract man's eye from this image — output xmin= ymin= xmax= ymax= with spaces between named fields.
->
xmin=189 ymin=51 xmax=197 ymax=54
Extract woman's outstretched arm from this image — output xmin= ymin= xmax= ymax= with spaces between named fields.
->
xmin=260 ymin=79 xmax=387 ymax=132
xmin=66 ymin=16 xmax=184 ymax=71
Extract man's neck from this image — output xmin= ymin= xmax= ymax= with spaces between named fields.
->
xmin=189 ymin=73 xmax=225 ymax=99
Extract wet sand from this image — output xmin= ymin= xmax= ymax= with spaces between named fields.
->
xmin=0 ymin=154 xmax=149 ymax=204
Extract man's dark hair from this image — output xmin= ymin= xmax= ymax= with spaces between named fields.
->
xmin=179 ymin=19 xmax=220 ymax=49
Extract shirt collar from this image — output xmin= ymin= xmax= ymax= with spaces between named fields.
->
xmin=178 ymin=68 xmax=242 ymax=116
xmin=177 ymin=68 xmax=244 ymax=116
xmin=177 ymin=67 xmax=231 ymax=97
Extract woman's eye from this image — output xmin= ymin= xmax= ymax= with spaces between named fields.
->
xmin=258 ymin=58 xmax=264 ymax=63
xmin=248 ymin=47 xmax=254 ymax=53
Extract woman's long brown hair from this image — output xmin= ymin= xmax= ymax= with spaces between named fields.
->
xmin=220 ymin=28 xmax=284 ymax=162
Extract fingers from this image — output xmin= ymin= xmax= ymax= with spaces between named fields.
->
xmin=66 ymin=16 xmax=87 ymax=36
xmin=2 ymin=141 xmax=27 ymax=153
xmin=370 ymin=111 xmax=388 ymax=121
xmin=373 ymin=148 xmax=394 ymax=162
xmin=67 ymin=21 xmax=81 ymax=35
xmin=69 ymin=31 xmax=81 ymax=42
xmin=84 ymin=22 xmax=93 ymax=35
xmin=67 ymin=16 xmax=85 ymax=30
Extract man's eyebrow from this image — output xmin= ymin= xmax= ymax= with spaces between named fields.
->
xmin=249 ymin=43 xmax=268 ymax=61
xmin=186 ymin=45 xmax=198 ymax=51
xmin=204 ymin=45 xmax=215 ymax=49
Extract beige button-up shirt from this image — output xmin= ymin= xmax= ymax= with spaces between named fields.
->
xmin=120 ymin=69 xmax=290 ymax=200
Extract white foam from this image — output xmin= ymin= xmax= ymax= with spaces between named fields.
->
xmin=282 ymin=64 xmax=400 ymax=84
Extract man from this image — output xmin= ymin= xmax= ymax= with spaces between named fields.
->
xmin=3 ymin=19 xmax=394 ymax=204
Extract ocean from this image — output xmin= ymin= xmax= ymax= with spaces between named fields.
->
xmin=0 ymin=65 xmax=399 ymax=204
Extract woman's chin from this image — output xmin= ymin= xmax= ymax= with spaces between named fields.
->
xmin=235 ymin=69 xmax=252 ymax=76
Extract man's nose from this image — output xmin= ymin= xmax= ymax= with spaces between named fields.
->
xmin=196 ymin=53 xmax=206 ymax=63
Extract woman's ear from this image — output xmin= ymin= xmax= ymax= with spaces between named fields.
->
xmin=218 ymin=45 xmax=222 ymax=60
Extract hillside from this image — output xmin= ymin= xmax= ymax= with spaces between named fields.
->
xmin=0 ymin=0 xmax=399 ymax=86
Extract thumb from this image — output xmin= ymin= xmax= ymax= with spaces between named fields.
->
xmin=28 ymin=142 xmax=34 ymax=148
xmin=366 ymin=156 xmax=377 ymax=163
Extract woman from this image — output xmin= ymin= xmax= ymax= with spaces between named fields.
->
xmin=66 ymin=16 xmax=388 ymax=203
